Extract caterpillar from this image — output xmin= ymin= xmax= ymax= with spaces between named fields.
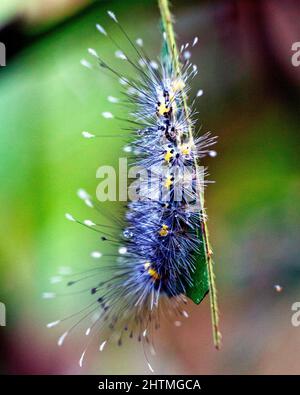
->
xmin=45 ymin=1 xmax=220 ymax=372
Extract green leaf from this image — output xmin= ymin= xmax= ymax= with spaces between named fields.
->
xmin=186 ymin=227 xmax=209 ymax=304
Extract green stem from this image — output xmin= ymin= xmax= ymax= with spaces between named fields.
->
xmin=158 ymin=0 xmax=221 ymax=349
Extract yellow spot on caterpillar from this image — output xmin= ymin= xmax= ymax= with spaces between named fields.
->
xmin=164 ymin=150 xmax=173 ymax=163
xmin=157 ymin=101 xmax=171 ymax=116
xmin=164 ymin=175 xmax=173 ymax=189
xmin=159 ymin=224 xmax=169 ymax=237
xmin=180 ymin=144 xmax=190 ymax=156
xmin=148 ymin=268 xmax=160 ymax=280
xmin=144 ymin=262 xmax=160 ymax=280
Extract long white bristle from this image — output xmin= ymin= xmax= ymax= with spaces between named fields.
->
xmin=150 ymin=60 xmax=158 ymax=70
xmin=57 ymin=331 xmax=68 ymax=346
xmin=84 ymin=219 xmax=96 ymax=227
xmin=119 ymin=77 xmax=128 ymax=85
xmin=88 ymin=48 xmax=98 ymax=58
xmin=107 ymin=95 xmax=119 ymax=103
xmin=107 ymin=10 xmax=118 ymax=23
xmin=102 ymin=112 xmax=114 ymax=119
xmin=183 ymin=51 xmax=191 ymax=60
xmin=84 ymin=199 xmax=94 ymax=208
xmin=183 ymin=310 xmax=189 ymax=318
xmin=99 ymin=340 xmax=107 ymax=352
xmin=136 ymin=38 xmax=143 ymax=47
xmin=209 ymin=150 xmax=217 ymax=157
xmin=80 ymin=59 xmax=92 ymax=69
xmin=118 ymin=247 xmax=127 ymax=255
xmin=91 ymin=251 xmax=102 ymax=259
xmin=82 ymin=131 xmax=95 ymax=139
xmin=65 ymin=213 xmax=75 ymax=222
xmin=85 ymin=327 xmax=91 ymax=336
xmin=77 ymin=189 xmax=90 ymax=200
xmin=123 ymin=145 xmax=132 ymax=153
xmin=47 ymin=320 xmax=60 ymax=328
xmin=127 ymin=87 xmax=137 ymax=95
xmin=96 ymin=23 xmax=107 ymax=36
xmin=115 ymin=50 xmax=127 ymax=60
xmin=79 ymin=350 xmax=86 ymax=367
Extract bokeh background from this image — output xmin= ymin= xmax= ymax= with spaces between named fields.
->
xmin=0 ymin=0 xmax=300 ymax=375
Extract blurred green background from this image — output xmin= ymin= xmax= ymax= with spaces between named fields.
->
xmin=0 ymin=0 xmax=300 ymax=374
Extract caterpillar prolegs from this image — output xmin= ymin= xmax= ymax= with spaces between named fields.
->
xmin=45 ymin=0 xmax=220 ymax=371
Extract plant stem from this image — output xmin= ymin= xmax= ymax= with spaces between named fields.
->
xmin=158 ymin=0 xmax=221 ymax=349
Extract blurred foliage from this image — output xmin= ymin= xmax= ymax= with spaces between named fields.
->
xmin=0 ymin=0 xmax=89 ymax=28
xmin=0 ymin=0 xmax=21 ymax=24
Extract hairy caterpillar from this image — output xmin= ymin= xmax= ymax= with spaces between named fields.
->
xmin=45 ymin=1 xmax=220 ymax=372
